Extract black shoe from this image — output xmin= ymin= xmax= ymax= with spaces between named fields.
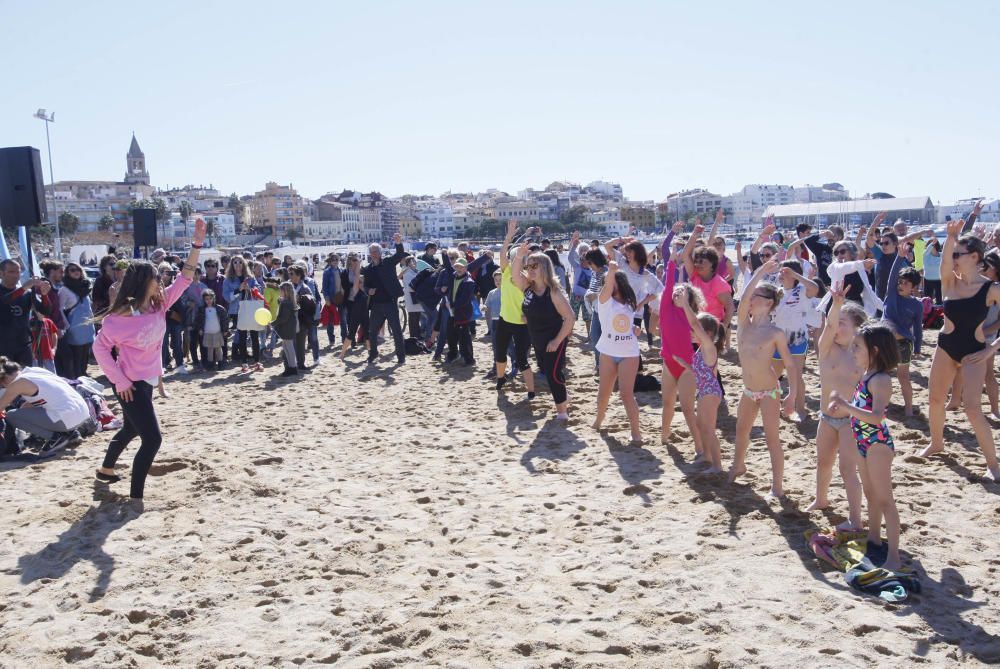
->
xmin=366 ymin=353 xmax=378 ymax=364
xmin=296 ymin=365 xmax=309 ymax=373
xmin=445 ymin=354 xmax=458 ymax=363
xmin=39 ymin=432 xmax=77 ymax=457
xmin=397 ymin=357 xmax=405 ymax=365
xmin=485 ymin=369 xmax=497 ymax=380
xmin=462 ymin=358 xmax=474 ymax=366
xmin=280 ymin=368 xmax=298 ymax=377
xmin=496 ymin=377 xmax=507 ymax=391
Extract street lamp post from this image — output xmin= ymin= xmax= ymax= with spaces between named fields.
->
xmin=33 ymin=109 xmax=61 ymax=258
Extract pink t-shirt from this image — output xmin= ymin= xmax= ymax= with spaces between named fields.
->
xmin=93 ymin=275 xmax=191 ymax=393
xmin=691 ymin=273 xmax=731 ymax=323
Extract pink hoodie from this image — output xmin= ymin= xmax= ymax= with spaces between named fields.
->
xmin=94 ymin=275 xmax=191 ymax=393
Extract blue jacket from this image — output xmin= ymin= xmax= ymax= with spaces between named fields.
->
xmin=223 ymin=275 xmax=261 ymax=316
xmin=435 ymin=253 xmax=490 ymax=324
xmin=322 ymin=265 xmax=342 ymax=300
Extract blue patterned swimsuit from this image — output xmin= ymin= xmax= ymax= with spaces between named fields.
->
xmin=850 ymin=372 xmax=894 ymax=458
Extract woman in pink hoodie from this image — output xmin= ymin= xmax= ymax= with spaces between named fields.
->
xmin=92 ymin=219 xmax=206 ymax=509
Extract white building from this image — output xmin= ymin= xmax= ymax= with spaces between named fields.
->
xmin=661 ymin=189 xmax=723 ymax=219
xmin=302 ymin=220 xmax=347 ymax=241
xmin=586 ymin=209 xmax=619 ymax=224
xmin=415 ymin=202 xmax=455 ymax=237
xmin=598 ymin=221 xmax=630 ymax=237
xmin=585 ymin=180 xmax=623 ymax=200
xmin=341 ymin=207 xmax=381 ymax=242
xmin=167 ymin=210 xmax=235 ymax=242
xmin=937 ymin=198 xmax=999 ymax=224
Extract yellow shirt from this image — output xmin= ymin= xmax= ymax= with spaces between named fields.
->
xmin=912 ymin=239 xmax=926 ymax=271
xmin=499 ymin=265 xmax=526 ymax=324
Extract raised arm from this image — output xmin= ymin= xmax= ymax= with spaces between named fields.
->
xmin=599 ymin=259 xmax=618 ymax=304
xmin=963 ymin=199 xmax=985 ymax=233
xmin=854 ymin=225 xmax=867 ymax=250
xmin=682 ymin=300 xmax=717 ymax=368
xmin=707 ymin=208 xmax=724 ymax=245
xmin=780 ymin=265 xmax=819 ymax=298
xmin=940 ymin=218 xmax=965 ymax=289
xmin=866 ymin=212 xmax=887 ymax=250
xmin=499 ymin=219 xmax=519 ymax=271
xmin=682 ymin=222 xmax=704 ymax=277
xmin=738 ymin=260 xmax=779 ymax=325
xmin=661 ymin=220 xmax=683 ymax=260
xmin=180 ymin=218 xmax=206 ymax=282
xmin=817 ymin=284 xmax=845 ymax=359
xmin=509 ymin=243 xmax=530 ymax=291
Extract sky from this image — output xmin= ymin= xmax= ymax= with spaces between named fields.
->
xmin=2 ymin=0 xmax=997 ymax=204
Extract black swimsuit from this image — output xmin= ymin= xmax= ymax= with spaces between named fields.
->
xmin=938 ymin=281 xmax=991 ymax=362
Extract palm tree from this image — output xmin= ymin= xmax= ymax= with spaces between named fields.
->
xmin=179 ymin=200 xmax=193 ymax=244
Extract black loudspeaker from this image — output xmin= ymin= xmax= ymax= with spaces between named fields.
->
xmin=133 ymin=209 xmax=158 ymax=246
xmin=0 ymin=146 xmax=48 ymax=228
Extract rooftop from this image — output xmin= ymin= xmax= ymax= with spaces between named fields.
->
xmin=763 ymin=196 xmax=933 ymax=218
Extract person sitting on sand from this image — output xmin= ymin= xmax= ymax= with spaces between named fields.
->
xmin=0 ymin=357 xmax=90 ymax=457
xmin=806 ymin=285 xmax=868 ymax=531
xmin=728 ymin=260 xmax=799 ymax=498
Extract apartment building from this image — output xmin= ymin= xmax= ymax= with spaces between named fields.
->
xmin=249 ymin=182 xmax=305 ymax=237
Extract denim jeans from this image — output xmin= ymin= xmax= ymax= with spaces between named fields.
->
xmin=588 ymin=309 xmax=602 ymax=365
xmin=162 ymin=320 xmax=184 ymax=368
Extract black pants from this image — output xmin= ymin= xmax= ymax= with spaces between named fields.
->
xmin=407 ymin=312 xmax=422 ymax=339
xmin=54 ymin=339 xmax=74 ymax=378
xmin=531 ymin=334 xmax=568 ymax=405
xmin=69 ymin=343 xmax=91 ymax=378
xmin=294 ymin=321 xmax=309 ymax=369
xmin=188 ymin=328 xmax=201 ymax=366
xmin=345 ymin=297 xmax=369 ymax=343
xmin=234 ymin=329 xmax=260 ymax=364
xmin=924 ymin=279 xmax=942 ymax=305
xmin=103 ymin=381 xmax=161 ymax=499
xmin=369 ymin=301 xmax=405 ymax=361
xmin=447 ymin=320 xmax=474 ymax=363
xmin=5 ymin=343 xmax=32 ymax=368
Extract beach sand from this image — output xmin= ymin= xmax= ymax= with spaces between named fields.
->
xmin=2 ymin=324 xmax=999 ymax=668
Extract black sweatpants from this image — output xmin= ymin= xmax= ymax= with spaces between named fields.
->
xmin=368 ymin=301 xmax=405 ymax=362
xmin=447 ymin=320 xmax=474 ymax=363
xmin=102 ymin=381 xmax=161 ymax=499
xmin=531 ymin=334 xmax=568 ymax=405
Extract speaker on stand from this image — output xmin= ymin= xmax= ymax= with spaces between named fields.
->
xmin=132 ymin=208 xmax=158 ymax=254
xmin=0 ymin=146 xmax=48 ymax=228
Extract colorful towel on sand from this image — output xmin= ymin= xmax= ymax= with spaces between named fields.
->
xmin=804 ymin=528 xmax=921 ymax=603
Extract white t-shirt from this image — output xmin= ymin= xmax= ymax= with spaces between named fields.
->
xmin=203 ymin=308 xmax=222 ymax=334
xmin=17 ymin=367 xmax=90 ymax=427
xmin=596 ymin=298 xmax=640 ymax=358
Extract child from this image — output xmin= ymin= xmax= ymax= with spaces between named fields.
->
xmin=771 ymin=259 xmax=820 ymax=419
xmin=807 ymin=286 xmax=868 ymax=530
xmin=881 ymin=244 xmax=923 ymax=415
xmin=677 ymin=310 xmax=724 ymax=473
xmin=273 ymin=281 xmax=300 ymax=377
xmin=659 ymin=253 xmax=705 ymax=459
xmin=262 ymin=277 xmax=281 ymax=358
xmin=827 ymin=322 xmax=902 ymax=570
xmin=29 ymin=306 xmax=59 ymax=373
xmin=728 ymin=260 xmax=799 ymax=497
xmin=484 ymin=269 xmax=503 ymax=379
xmin=593 ymin=260 xmax=643 ymax=444
xmin=195 ymin=289 xmax=228 ymax=371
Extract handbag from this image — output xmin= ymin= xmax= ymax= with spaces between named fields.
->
xmin=236 ymin=299 xmax=267 ymax=331
xmin=332 ymin=290 xmax=345 ymax=306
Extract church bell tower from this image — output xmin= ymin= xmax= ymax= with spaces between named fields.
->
xmin=124 ymin=133 xmax=150 ymax=186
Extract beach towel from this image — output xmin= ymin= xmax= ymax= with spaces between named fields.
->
xmin=845 ymin=559 xmax=922 ymax=603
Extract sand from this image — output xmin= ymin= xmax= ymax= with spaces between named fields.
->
xmin=2 ymin=323 xmax=999 ymax=668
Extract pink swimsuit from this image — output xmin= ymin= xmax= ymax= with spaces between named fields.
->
xmin=659 ymin=259 xmax=693 ymax=379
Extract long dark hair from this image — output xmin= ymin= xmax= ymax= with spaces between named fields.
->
xmin=63 ymin=262 xmax=92 ymax=300
xmin=102 ymin=260 xmax=160 ymax=318
xmin=859 ymin=321 xmax=899 ymax=373
xmin=622 ymin=240 xmax=648 ymax=268
xmin=544 ymin=249 xmax=563 ymax=269
xmin=612 ymin=270 xmax=637 ymax=312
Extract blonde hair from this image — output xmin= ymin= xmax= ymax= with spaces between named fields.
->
xmin=279 ymin=281 xmax=299 ymax=310
xmin=525 ymin=252 xmax=562 ymax=293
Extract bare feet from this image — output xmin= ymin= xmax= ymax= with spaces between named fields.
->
xmin=591 ymin=421 xmax=602 ymax=431
xmin=727 ymin=463 xmax=747 ymax=484
xmin=705 ymin=466 xmax=724 ymax=474
xmin=693 ymin=452 xmax=707 ymax=464
xmin=805 ymin=499 xmax=829 ymax=512
xmin=919 ymin=444 xmax=945 ymax=458
xmin=767 ymin=487 xmax=784 ymax=499
xmin=882 ymin=557 xmax=903 ymax=572
xmin=660 ymin=431 xmax=671 ymax=445
xmin=835 ymin=520 xmax=863 ymax=532
xmin=945 ymin=402 xmax=961 ymax=412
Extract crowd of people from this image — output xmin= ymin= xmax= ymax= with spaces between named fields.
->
xmin=2 ymin=203 xmax=998 ymax=563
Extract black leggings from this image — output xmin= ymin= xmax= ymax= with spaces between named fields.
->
xmin=346 ymin=297 xmax=369 ymax=343
xmin=494 ymin=318 xmax=531 ymax=368
xmin=924 ymin=278 xmax=942 ymax=305
xmin=102 ymin=381 xmax=161 ymax=499
xmin=531 ymin=334 xmax=568 ymax=405
xmin=234 ymin=328 xmax=261 ymax=364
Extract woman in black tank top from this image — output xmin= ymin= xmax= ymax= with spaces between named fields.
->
xmin=924 ymin=215 xmax=1000 ymax=482
xmin=510 ymin=245 xmax=576 ymax=420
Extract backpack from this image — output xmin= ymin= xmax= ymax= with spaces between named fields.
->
xmin=633 ymin=373 xmax=661 ymax=392
xmin=297 ymin=291 xmax=317 ymax=326
xmin=404 ymin=337 xmax=429 ymax=355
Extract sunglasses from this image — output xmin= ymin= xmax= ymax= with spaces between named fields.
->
xmin=952 ymin=251 xmax=972 ymax=259
xmin=880 ymin=241 xmax=895 ymax=247
xmin=526 ymin=263 xmax=540 ymax=270
xmin=834 ymin=249 xmax=849 ymax=256
xmin=760 ymin=253 xmax=774 ymax=259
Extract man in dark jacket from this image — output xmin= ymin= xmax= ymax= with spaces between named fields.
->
xmin=435 ymin=251 xmax=490 ymax=364
xmin=419 ymin=243 xmax=440 ymax=269
xmin=0 ymin=260 xmax=54 ymax=367
xmin=361 ymin=233 xmax=407 ymax=364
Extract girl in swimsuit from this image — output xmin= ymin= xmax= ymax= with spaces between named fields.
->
xmin=728 ymin=260 xmax=799 ymax=497
xmin=923 ymin=215 xmax=1000 ymax=481
xmin=673 ymin=310 xmax=725 ymax=473
xmin=827 ymin=322 xmax=902 ymax=570
xmin=659 ymin=250 xmax=706 ymax=453
xmin=807 ymin=285 xmax=868 ymax=531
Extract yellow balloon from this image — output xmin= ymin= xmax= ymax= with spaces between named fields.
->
xmin=254 ymin=307 xmax=272 ymax=326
